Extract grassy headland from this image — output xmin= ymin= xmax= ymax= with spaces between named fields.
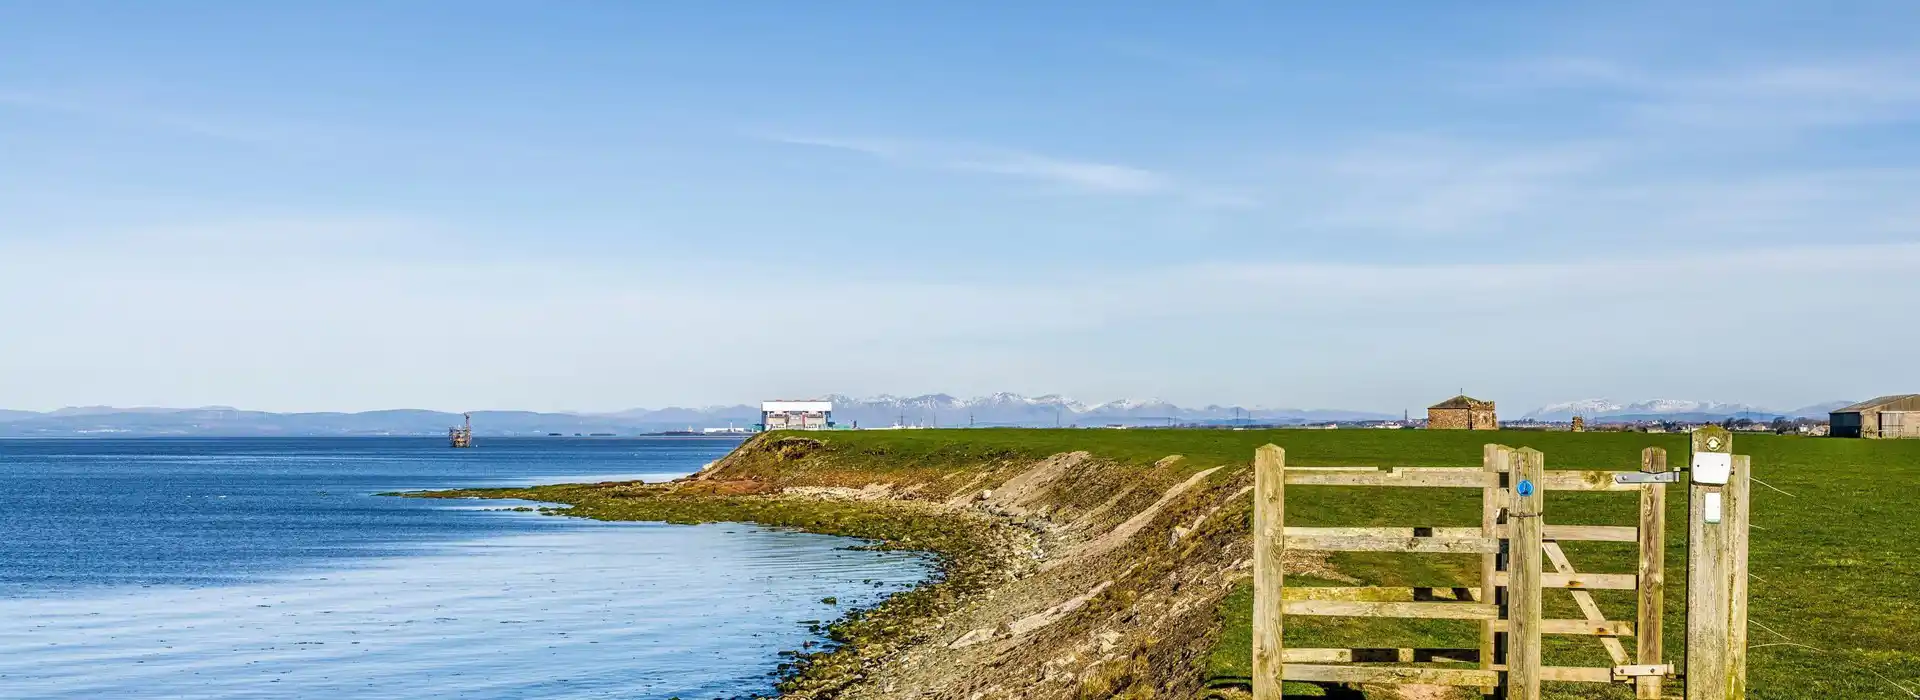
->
xmin=413 ymin=429 xmax=1919 ymax=699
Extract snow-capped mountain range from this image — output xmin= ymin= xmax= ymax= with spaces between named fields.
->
xmin=1522 ymin=398 xmax=1852 ymax=422
xmin=774 ymin=393 xmax=1389 ymax=427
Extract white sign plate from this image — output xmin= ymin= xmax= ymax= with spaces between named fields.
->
xmin=1692 ymin=451 xmax=1732 ymax=485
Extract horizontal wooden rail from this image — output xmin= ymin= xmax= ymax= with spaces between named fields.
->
xmin=1282 ymin=664 xmax=1499 ymax=686
xmin=1285 ymin=468 xmax=1498 ymax=488
xmin=1287 ymin=535 xmax=1500 ymax=554
xmin=1285 ymin=467 xmax=1647 ymax=491
xmin=1540 ymin=471 xmax=1642 ymax=492
xmin=1283 ymin=586 xmax=1479 ymax=602
xmin=1541 ymin=525 xmax=1639 ymax=542
xmin=1281 ymin=647 xmax=1480 ymax=664
xmin=1281 ymin=466 xmax=1394 ymax=471
xmin=1489 ymin=665 xmax=1671 ymax=682
xmin=1481 ymin=459 xmax=1653 ymax=478
xmin=1283 ymin=574 xmax=1634 ymax=599
xmin=1284 ymin=600 xmax=1499 ymax=620
xmin=1283 ymin=525 xmax=1636 ymax=542
xmin=1541 ymin=667 xmax=1615 ymax=683
xmin=1492 ymin=572 xmax=1638 ymax=590
xmin=1285 ymin=526 xmax=1482 ymax=538
xmin=1492 ymin=619 xmax=1635 ymax=636
xmin=1545 ymin=619 xmax=1634 ymax=636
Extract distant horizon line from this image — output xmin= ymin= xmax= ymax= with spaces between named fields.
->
xmin=1 ymin=392 xmax=1859 ymax=418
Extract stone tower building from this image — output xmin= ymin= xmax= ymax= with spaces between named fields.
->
xmin=1428 ymin=395 xmax=1497 ymax=430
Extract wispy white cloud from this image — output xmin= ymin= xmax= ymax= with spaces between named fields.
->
xmin=949 ymin=153 xmax=1169 ymax=193
xmin=1497 ymin=55 xmax=1920 ymax=131
xmin=1175 ymin=241 xmax=1920 ymax=303
xmin=1300 ymin=136 xmax=1620 ymax=235
xmin=1230 ymin=92 xmax=1920 ymax=242
xmin=0 ymin=88 xmax=325 ymax=148
xmin=5 ymin=218 xmax=454 ymax=263
xmin=758 ymin=134 xmax=903 ymax=159
xmin=756 ymin=55 xmax=1920 ymax=241
xmin=759 ymin=132 xmax=1174 ymax=195
xmin=1260 ymin=50 xmax=1920 ymax=245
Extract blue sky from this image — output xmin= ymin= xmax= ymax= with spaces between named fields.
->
xmin=3 ymin=2 xmax=1917 ymax=413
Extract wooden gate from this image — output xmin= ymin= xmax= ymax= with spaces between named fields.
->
xmin=1251 ymin=443 xmax=1677 ymax=700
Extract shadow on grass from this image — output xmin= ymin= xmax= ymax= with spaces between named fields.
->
xmin=1204 ymin=681 xmax=1366 ymax=699
xmin=1295 ymin=684 xmax=1366 ymax=699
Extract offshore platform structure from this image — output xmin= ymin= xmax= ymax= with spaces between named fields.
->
xmin=449 ymin=413 xmax=473 ymax=448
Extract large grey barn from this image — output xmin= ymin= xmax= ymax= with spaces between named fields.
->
xmin=1830 ymin=394 xmax=1920 ymax=439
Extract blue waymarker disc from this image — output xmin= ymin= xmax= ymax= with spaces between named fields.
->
xmin=1516 ymin=480 xmax=1535 ymax=497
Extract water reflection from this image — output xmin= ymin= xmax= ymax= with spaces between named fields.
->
xmin=0 ymin=521 xmax=931 ymax=699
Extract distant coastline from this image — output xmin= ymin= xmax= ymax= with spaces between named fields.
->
xmin=0 ymin=408 xmax=761 ymax=438
xmin=0 ymin=393 xmax=1849 ymax=437
xmin=0 ymin=396 xmax=1390 ymax=438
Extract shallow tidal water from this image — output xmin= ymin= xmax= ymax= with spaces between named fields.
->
xmin=0 ymin=437 xmax=932 ymax=699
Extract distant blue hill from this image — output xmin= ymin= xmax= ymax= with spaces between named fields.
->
xmin=0 ymin=408 xmax=753 ymax=437
xmin=0 ymin=394 xmax=1393 ymax=436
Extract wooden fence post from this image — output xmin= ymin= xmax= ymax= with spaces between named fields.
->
xmin=1726 ymin=454 xmax=1751 ymax=698
xmin=1253 ymin=444 xmax=1286 ymax=700
xmin=1686 ymin=427 xmax=1733 ymax=700
xmin=1507 ymin=448 xmax=1545 ymax=700
xmin=1482 ymin=444 xmax=1511 ymax=698
xmin=1637 ymin=447 xmax=1668 ymax=700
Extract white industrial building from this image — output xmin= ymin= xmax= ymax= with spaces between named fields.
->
xmin=761 ymin=400 xmax=834 ymax=431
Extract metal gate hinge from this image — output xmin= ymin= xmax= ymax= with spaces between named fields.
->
xmin=1612 ymin=663 xmax=1673 ymax=679
xmin=1613 ymin=471 xmax=1684 ymax=484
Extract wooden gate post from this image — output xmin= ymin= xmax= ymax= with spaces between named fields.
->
xmin=1686 ymin=427 xmax=1750 ymax=700
xmin=1726 ymin=454 xmax=1752 ymax=698
xmin=1637 ymin=447 xmax=1668 ymax=700
xmin=1253 ymin=444 xmax=1286 ymax=700
xmin=1507 ymin=448 xmax=1545 ymax=700
xmin=1482 ymin=444 xmax=1512 ymax=698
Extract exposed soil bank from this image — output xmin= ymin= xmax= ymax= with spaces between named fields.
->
xmin=413 ymin=432 xmax=1271 ymax=699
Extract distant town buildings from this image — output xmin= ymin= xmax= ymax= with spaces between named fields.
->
xmin=1427 ymin=395 xmax=1498 ymax=431
xmin=1830 ymin=394 xmax=1920 ymax=439
xmin=761 ymin=400 xmax=834 ymax=431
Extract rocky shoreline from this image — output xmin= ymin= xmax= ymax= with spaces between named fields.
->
xmin=411 ymin=433 xmax=1260 ymax=700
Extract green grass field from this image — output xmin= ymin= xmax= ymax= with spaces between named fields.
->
xmin=798 ymin=428 xmax=1919 ymax=698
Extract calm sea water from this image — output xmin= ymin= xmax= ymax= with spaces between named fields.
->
xmin=0 ymin=438 xmax=932 ymax=699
